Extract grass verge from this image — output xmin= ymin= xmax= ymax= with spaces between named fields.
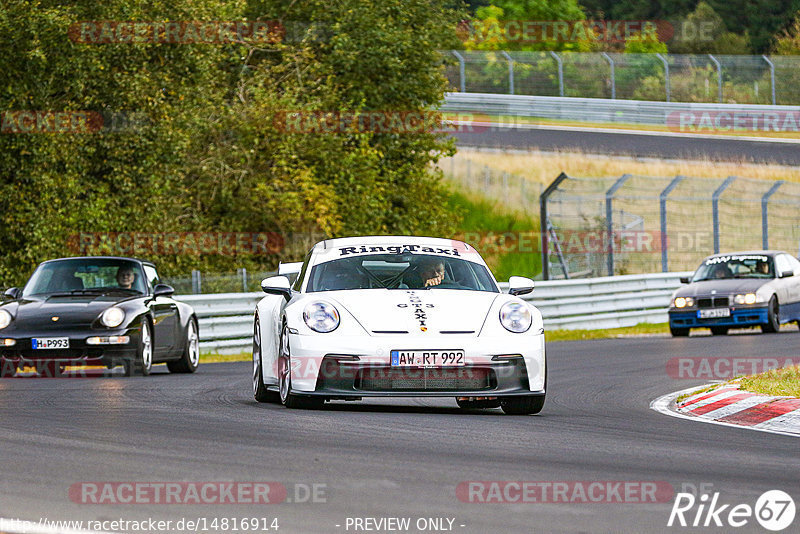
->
xmin=201 ymin=352 xmax=251 ymax=363
xmin=738 ymin=365 xmax=800 ymax=397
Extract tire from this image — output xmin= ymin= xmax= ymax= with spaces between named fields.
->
xmin=501 ymin=395 xmax=545 ymax=415
xmin=761 ymin=296 xmax=780 ymax=333
xmin=670 ymin=326 xmax=690 ymax=337
xmin=124 ymin=320 xmax=152 ymax=376
xmin=456 ymin=398 xmax=501 ymax=410
xmin=167 ymin=317 xmax=200 ymax=374
xmin=253 ymin=316 xmax=279 ymax=403
xmin=278 ymin=324 xmax=323 ymax=410
xmin=710 ymin=326 xmax=728 ymax=336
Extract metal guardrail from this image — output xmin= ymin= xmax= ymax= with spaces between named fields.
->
xmin=180 ymin=271 xmax=691 ymax=354
xmin=442 ymin=92 xmax=800 ymax=127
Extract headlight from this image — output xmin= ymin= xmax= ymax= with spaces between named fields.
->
xmin=0 ymin=309 xmax=11 ymax=330
xmin=499 ymin=301 xmax=532 ymax=333
xmin=673 ymin=297 xmax=694 ymax=308
xmin=303 ymin=301 xmax=340 ymax=333
xmin=734 ymin=293 xmax=759 ymax=305
xmin=100 ymin=307 xmax=125 ymax=328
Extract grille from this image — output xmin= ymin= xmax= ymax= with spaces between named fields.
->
xmin=355 ymin=367 xmax=493 ymax=391
xmin=697 ymin=296 xmax=730 ymax=308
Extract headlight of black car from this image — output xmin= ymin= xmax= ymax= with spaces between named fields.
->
xmin=100 ymin=307 xmax=126 ymax=328
xmin=0 ymin=309 xmax=11 ymax=330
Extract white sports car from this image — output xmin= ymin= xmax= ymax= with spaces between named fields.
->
xmin=252 ymin=236 xmax=546 ymax=414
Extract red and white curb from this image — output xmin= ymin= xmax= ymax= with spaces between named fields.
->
xmin=651 ymin=383 xmax=800 ymax=437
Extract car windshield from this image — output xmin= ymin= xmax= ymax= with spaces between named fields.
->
xmin=22 ymin=258 xmax=148 ymax=297
xmin=692 ymin=255 xmax=774 ymax=282
xmin=306 ymin=254 xmax=499 ymax=293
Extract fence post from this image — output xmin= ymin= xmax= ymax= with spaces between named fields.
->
xmin=239 ymin=267 xmax=248 ymax=292
xmin=660 ymin=175 xmax=685 ymax=272
xmin=605 ymin=174 xmax=632 ymax=276
xmin=451 ymin=50 xmax=466 ymax=93
xmin=655 ymin=53 xmax=670 ymax=102
xmin=540 ymin=173 xmax=569 ymax=281
xmin=191 ymin=270 xmax=201 ymax=294
xmin=601 ymin=52 xmax=615 ymax=99
xmin=550 ymin=51 xmax=564 ymax=97
xmin=500 ymin=51 xmax=514 ymax=95
xmin=708 ymin=54 xmax=723 ymax=103
xmin=762 ymin=181 xmax=784 ymax=249
xmin=712 ymin=176 xmax=736 ymax=254
xmin=762 ymin=55 xmax=776 ymax=105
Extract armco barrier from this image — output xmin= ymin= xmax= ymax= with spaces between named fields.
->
xmin=442 ymin=92 xmax=800 ymax=128
xmin=177 ymin=271 xmax=691 ymax=354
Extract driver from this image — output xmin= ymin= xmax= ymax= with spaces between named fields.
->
xmin=712 ymin=264 xmax=732 ymax=279
xmin=756 ymin=261 xmax=770 ymax=275
xmin=405 ymin=257 xmax=446 ymax=288
xmin=116 ymin=266 xmax=136 ymax=289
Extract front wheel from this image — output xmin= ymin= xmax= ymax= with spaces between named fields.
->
xmin=168 ymin=318 xmax=200 ymax=373
xmin=670 ymin=326 xmax=690 ymax=337
xmin=124 ymin=320 xmax=152 ymax=376
xmin=278 ymin=325 xmax=323 ymax=410
xmin=501 ymin=395 xmax=545 ymax=415
xmin=761 ymin=296 xmax=780 ymax=333
xmin=253 ymin=316 xmax=279 ymax=403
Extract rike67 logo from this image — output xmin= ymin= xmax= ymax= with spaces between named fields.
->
xmin=668 ymin=490 xmax=795 ymax=531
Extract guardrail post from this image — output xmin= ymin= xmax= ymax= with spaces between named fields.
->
xmin=708 ymin=54 xmax=723 ymax=103
xmin=660 ymin=175 xmax=685 ymax=272
xmin=762 ymin=181 xmax=784 ymax=249
xmin=712 ymin=176 xmax=736 ymax=254
xmin=191 ymin=270 xmax=202 ymax=294
xmin=540 ymin=172 xmax=569 ymax=281
xmin=655 ymin=53 xmax=669 ymax=102
xmin=451 ymin=50 xmax=466 ymax=93
xmin=601 ymin=52 xmax=615 ymax=99
xmin=239 ymin=267 xmax=248 ymax=292
xmin=606 ymin=174 xmax=632 ymax=276
xmin=550 ymin=51 xmax=564 ymax=97
xmin=500 ymin=51 xmax=514 ymax=95
xmin=762 ymin=55 xmax=776 ymax=105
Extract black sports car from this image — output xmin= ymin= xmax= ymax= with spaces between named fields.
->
xmin=0 ymin=256 xmax=199 ymax=377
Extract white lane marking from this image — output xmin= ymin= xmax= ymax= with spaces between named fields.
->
xmin=650 ymin=385 xmax=800 ymax=438
xmin=450 ymin=120 xmax=800 ymax=144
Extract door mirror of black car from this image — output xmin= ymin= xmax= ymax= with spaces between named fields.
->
xmin=779 ymin=270 xmax=794 ymax=278
xmin=508 ymin=276 xmax=535 ymax=296
xmin=261 ymin=276 xmax=292 ymax=301
xmin=153 ymin=284 xmax=175 ymax=297
xmin=3 ymin=287 xmax=20 ymax=300
xmin=679 ymin=277 xmax=690 ymax=284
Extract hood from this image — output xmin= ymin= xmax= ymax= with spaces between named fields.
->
xmin=321 ymin=289 xmax=501 ymax=335
xmin=673 ymin=278 xmax=769 ymax=298
xmin=7 ymin=294 xmax=133 ymax=329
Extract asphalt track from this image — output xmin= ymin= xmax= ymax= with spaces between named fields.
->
xmin=453 ymin=126 xmax=800 ymax=165
xmin=1 ymin=332 xmax=798 ymax=534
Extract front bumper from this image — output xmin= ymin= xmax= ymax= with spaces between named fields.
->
xmin=286 ymin=332 xmax=545 ymax=397
xmin=669 ymin=306 xmax=768 ymax=328
xmin=0 ymin=327 xmax=138 ymax=369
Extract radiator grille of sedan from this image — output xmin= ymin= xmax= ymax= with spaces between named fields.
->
xmin=355 ymin=367 xmax=493 ymax=391
xmin=697 ymin=296 xmax=730 ymax=308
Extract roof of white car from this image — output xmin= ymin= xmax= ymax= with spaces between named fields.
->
xmin=310 ymin=235 xmax=486 ymax=265
xmin=316 ymin=235 xmax=473 ymax=250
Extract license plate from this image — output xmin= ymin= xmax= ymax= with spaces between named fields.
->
xmin=32 ymin=337 xmax=69 ymax=350
xmin=698 ymin=308 xmax=730 ymax=319
xmin=390 ymin=350 xmax=465 ymax=367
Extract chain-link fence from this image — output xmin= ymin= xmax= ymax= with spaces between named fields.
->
xmin=161 ymin=268 xmax=277 ymax=294
xmin=542 ymin=174 xmax=800 ymax=279
xmin=446 ymin=51 xmax=800 ymax=105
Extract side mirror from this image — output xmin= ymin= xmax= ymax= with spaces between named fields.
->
xmin=153 ymin=284 xmax=175 ymax=297
xmin=508 ymin=276 xmax=534 ymax=296
xmin=261 ymin=276 xmax=292 ymax=301
xmin=3 ymin=287 xmax=20 ymax=300
xmin=780 ymin=270 xmax=794 ymax=278
xmin=679 ymin=277 xmax=690 ymax=284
